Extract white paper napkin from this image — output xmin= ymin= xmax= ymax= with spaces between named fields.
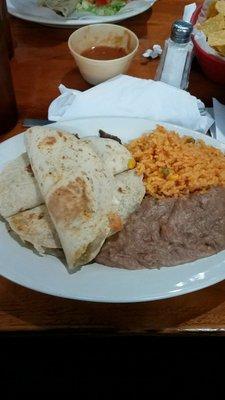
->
xmin=48 ymin=75 xmax=213 ymax=134
xmin=212 ymin=99 xmax=225 ymax=143
xmin=182 ymin=2 xmax=196 ymax=22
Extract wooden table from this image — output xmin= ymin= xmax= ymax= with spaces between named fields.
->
xmin=1 ymin=0 xmax=225 ymax=335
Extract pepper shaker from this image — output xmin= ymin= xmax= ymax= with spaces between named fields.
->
xmin=155 ymin=20 xmax=194 ymax=90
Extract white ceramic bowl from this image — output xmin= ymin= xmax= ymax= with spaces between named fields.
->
xmin=68 ymin=24 xmax=139 ymax=85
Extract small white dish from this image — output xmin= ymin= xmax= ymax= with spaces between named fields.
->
xmin=68 ymin=24 xmax=139 ymax=85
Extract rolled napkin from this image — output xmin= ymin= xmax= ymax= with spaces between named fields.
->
xmin=48 ymin=75 xmax=213 ymax=134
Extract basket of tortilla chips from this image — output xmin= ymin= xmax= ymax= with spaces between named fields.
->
xmin=191 ymin=0 xmax=225 ymax=84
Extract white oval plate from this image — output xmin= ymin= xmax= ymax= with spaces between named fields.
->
xmin=1 ymin=116 xmax=225 ymax=303
xmin=7 ymin=0 xmax=156 ymax=27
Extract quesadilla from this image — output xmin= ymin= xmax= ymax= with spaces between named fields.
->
xmin=7 ymin=205 xmax=61 ymax=254
xmin=113 ymin=169 xmax=145 ymax=224
xmin=0 ymin=153 xmax=43 ymax=218
xmin=38 ymin=0 xmax=79 ymax=17
xmin=82 ymin=136 xmax=131 ymax=175
xmin=1 ymin=126 xmax=145 ymax=270
xmin=0 ymin=132 xmax=132 ymax=219
xmin=25 ymin=126 xmax=116 ymax=271
xmin=7 ymin=169 xmax=145 ymax=257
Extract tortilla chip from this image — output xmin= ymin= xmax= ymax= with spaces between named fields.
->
xmin=208 ymin=29 xmax=225 ymax=46
xmin=214 ymin=46 xmax=225 ymax=57
xmin=215 ymin=0 xmax=225 ymax=15
xmin=207 ymin=0 xmax=219 ymax=18
xmin=198 ymin=13 xmax=225 ymax=37
xmin=215 ymin=44 xmax=225 ymax=55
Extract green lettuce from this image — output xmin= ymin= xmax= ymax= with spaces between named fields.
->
xmin=75 ymin=0 xmax=126 ymax=16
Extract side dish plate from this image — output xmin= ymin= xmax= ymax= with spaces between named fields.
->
xmin=7 ymin=0 xmax=156 ymax=27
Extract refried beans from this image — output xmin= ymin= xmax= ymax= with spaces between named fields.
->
xmin=96 ymin=187 xmax=225 ymax=269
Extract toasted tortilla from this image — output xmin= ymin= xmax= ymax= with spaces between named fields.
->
xmin=113 ymin=169 xmax=145 ymax=225
xmin=82 ymin=136 xmax=132 ymax=175
xmin=1 ymin=127 xmax=144 ymax=266
xmin=6 ymin=169 xmax=144 ymax=254
xmin=25 ymin=126 xmax=115 ymax=271
xmin=0 ymin=134 xmax=131 ymax=219
xmin=7 ymin=205 xmax=61 ymax=253
xmin=0 ymin=153 xmax=43 ymax=218
xmin=38 ymin=0 xmax=79 ymax=17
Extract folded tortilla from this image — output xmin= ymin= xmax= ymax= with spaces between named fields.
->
xmin=1 ymin=126 xmax=144 ymax=268
xmin=7 ymin=205 xmax=61 ymax=253
xmin=82 ymin=136 xmax=131 ymax=176
xmin=38 ymin=0 xmax=79 ymax=17
xmin=0 ymin=153 xmax=43 ymax=218
xmin=7 ymin=170 xmax=145 ymax=256
xmin=25 ymin=126 xmax=116 ymax=271
xmin=0 ymin=134 xmax=131 ymax=219
xmin=113 ymin=170 xmax=145 ymax=224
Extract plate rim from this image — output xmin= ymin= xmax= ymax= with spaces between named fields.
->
xmin=1 ymin=259 xmax=225 ymax=303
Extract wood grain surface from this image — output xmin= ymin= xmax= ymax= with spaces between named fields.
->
xmin=1 ymin=0 xmax=225 ymax=334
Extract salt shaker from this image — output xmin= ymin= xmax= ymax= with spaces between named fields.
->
xmin=155 ymin=20 xmax=194 ymax=90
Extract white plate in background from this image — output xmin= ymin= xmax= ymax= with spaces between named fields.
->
xmin=7 ymin=0 xmax=156 ymax=27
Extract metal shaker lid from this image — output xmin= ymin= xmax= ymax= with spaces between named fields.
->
xmin=170 ymin=20 xmax=193 ymax=44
